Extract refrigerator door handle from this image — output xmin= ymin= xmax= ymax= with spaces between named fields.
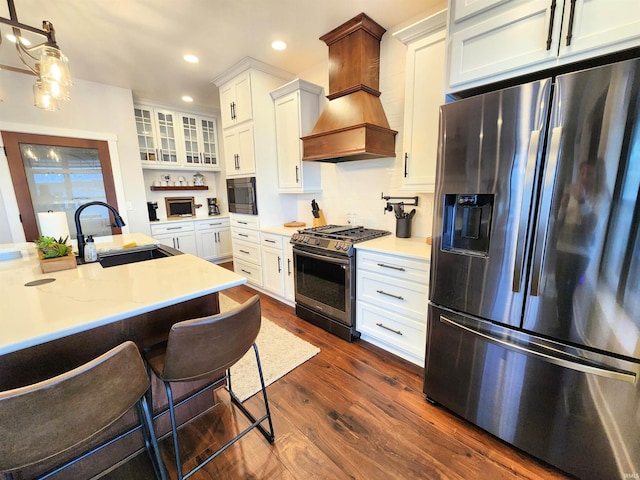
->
xmin=513 ymin=129 xmax=542 ymax=293
xmin=530 ymin=126 xmax=562 ymax=296
xmin=439 ymin=315 xmax=637 ymax=385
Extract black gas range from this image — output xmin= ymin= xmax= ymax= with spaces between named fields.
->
xmin=290 ymin=225 xmax=390 ymax=341
xmin=290 ymin=225 xmax=391 ymax=257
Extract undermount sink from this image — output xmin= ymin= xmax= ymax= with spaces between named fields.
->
xmin=76 ymin=244 xmax=182 ymax=268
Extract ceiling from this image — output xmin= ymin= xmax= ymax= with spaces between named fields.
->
xmin=0 ymin=0 xmax=442 ymax=115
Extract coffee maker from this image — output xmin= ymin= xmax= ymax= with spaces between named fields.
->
xmin=147 ymin=201 xmax=159 ymax=221
xmin=207 ymin=198 xmax=220 ymax=216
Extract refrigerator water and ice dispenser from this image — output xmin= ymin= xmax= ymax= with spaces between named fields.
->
xmin=441 ymin=194 xmax=494 ymax=256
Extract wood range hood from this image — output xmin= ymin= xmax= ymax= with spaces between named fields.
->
xmin=301 ymin=13 xmax=397 ymax=163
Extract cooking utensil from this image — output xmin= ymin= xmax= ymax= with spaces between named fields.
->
xmin=393 ymin=203 xmax=403 ymax=219
xmin=407 ymin=208 xmax=416 ymax=219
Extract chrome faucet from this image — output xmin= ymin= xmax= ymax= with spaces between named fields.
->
xmin=74 ymin=201 xmax=126 ymax=260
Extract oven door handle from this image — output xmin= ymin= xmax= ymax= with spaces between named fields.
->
xmin=293 ymin=247 xmax=350 ymax=265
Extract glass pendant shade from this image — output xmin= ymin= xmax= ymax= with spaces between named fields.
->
xmin=33 ymin=81 xmax=59 ymax=111
xmin=39 ymin=46 xmax=72 ymax=87
xmin=43 ymin=77 xmax=71 ymax=100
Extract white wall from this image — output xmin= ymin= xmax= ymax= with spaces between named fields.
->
xmin=0 ymin=71 xmax=149 ymax=243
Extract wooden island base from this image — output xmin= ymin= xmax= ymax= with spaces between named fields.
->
xmin=1 ymin=292 xmax=222 ymax=479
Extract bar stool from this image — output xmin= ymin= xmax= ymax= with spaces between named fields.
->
xmin=144 ymin=295 xmax=274 ymax=480
xmin=0 ymin=341 xmax=167 ymax=480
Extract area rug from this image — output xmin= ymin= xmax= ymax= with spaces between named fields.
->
xmin=219 ymin=293 xmax=320 ymax=401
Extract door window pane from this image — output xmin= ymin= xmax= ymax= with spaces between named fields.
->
xmin=21 ymin=143 xmax=112 ymax=239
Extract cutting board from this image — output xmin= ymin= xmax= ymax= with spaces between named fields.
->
xmin=284 ymin=221 xmax=306 ymax=227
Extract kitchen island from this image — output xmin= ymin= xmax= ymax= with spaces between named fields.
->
xmin=0 ymin=233 xmax=246 ymax=478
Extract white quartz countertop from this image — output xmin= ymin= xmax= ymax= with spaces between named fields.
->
xmin=0 ymin=233 xmax=246 ymax=355
xmin=355 ymin=235 xmax=431 ymax=261
xmin=261 ymin=224 xmax=306 ymax=237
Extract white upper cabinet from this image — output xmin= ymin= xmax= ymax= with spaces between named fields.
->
xmin=223 ymin=123 xmax=256 ymax=176
xmin=394 ymin=11 xmax=446 ymax=193
xmin=135 ymin=106 xmax=180 ymax=166
xmin=270 ymin=79 xmax=323 ymax=193
xmin=134 ymin=104 xmax=219 ymax=170
xmin=447 ymin=0 xmax=640 ymax=93
xmin=219 ymin=71 xmax=253 ymax=129
xmin=179 ymin=114 xmax=221 ymax=170
xmin=557 ymin=0 xmax=640 ymax=60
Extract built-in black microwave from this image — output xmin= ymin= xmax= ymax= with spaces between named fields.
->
xmin=226 ymin=177 xmax=258 ymax=215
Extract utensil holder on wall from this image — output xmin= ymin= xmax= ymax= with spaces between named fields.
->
xmin=312 ymin=210 xmax=327 ymax=227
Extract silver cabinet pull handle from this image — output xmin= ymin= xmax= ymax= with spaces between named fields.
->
xmin=239 ymin=249 xmax=250 ymax=254
xmin=241 ymin=269 xmax=252 ymax=275
xmin=265 ymin=239 xmax=276 ymax=243
xmin=377 ymin=263 xmax=405 ymax=271
xmin=287 ymin=258 xmax=292 ymax=276
xmin=277 ymin=256 xmax=281 ymax=273
xmin=376 ymin=323 xmax=403 ymax=335
xmin=376 ymin=290 xmax=404 ymax=300
xmin=238 ymin=233 xmax=249 ymax=237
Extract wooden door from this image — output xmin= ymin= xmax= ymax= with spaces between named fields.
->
xmin=2 ymin=132 xmax=121 ymax=241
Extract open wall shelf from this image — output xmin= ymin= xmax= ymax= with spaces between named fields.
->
xmin=150 ymin=186 xmax=209 ymax=191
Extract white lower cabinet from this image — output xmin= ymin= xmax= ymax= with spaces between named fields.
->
xmin=356 ymin=249 xmax=429 ymax=366
xmin=261 ymin=236 xmax=285 ymax=296
xmin=283 ymin=241 xmax=294 ymax=302
xmin=257 ymin=230 xmax=295 ymax=303
xmin=194 ymin=218 xmax=231 ymax=262
xmin=150 ymin=221 xmax=198 ymax=256
xmin=230 ymin=214 xmax=262 ymax=286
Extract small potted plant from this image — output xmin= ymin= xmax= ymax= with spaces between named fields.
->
xmin=34 ymin=235 xmax=77 ymax=273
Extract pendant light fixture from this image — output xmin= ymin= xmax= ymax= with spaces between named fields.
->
xmin=0 ymin=0 xmax=72 ymax=110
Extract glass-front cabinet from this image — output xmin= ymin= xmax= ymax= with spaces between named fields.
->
xmin=134 ymin=103 xmax=220 ymax=171
xmin=179 ymin=114 xmax=220 ymax=169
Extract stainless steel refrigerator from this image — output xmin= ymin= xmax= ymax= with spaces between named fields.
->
xmin=425 ymin=57 xmax=640 ymax=479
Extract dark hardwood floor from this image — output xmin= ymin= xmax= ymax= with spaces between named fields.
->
xmin=112 ymin=265 xmax=572 ymax=480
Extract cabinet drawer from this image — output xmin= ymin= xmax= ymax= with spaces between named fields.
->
xmin=231 ymin=228 xmax=260 ymax=244
xmin=150 ymin=222 xmax=194 ymax=235
xmin=232 ymin=239 xmax=261 ymax=265
xmin=357 ymin=302 xmax=426 ymax=361
xmin=230 ymin=215 xmax=259 ymax=230
xmin=357 ymin=270 xmax=428 ymax=321
xmin=195 ymin=218 xmax=229 ymax=230
xmin=357 ymin=250 xmax=429 ymax=285
xmin=261 ymin=233 xmax=283 ymax=249
xmin=233 ymin=258 xmax=262 ymax=286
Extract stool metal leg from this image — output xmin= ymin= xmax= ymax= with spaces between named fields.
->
xmin=164 ymin=382 xmax=184 ymax=480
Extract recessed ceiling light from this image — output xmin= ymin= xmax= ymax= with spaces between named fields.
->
xmin=271 ymin=40 xmax=287 ymax=51
xmin=183 ymin=54 xmax=199 ymax=64
xmin=182 ymin=96 xmax=193 ymax=103
xmin=5 ymin=33 xmax=31 ymax=46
